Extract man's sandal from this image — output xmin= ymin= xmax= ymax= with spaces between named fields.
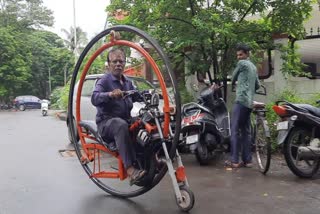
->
xmin=129 ymin=169 xmax=146 ymax=186
xmin=224 ymin=160 xmax=243 ymax=168
xmin=243 ymin=162 xmax=253 ymax=168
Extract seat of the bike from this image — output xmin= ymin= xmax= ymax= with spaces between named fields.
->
xmin=294 ymin=104 xmax=320 ymax=117
xmin=253 ymin=101 xmax=266 ymax=109
xmin=79 ymin=120 xmax=118 ymax=152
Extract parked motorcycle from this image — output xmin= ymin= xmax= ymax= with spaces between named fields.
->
xmin=41 ymin=100 xmax=49 ymax=116
xmin=179 ymin=85 xmax=230 ymax=165
xmin=273 ymin=100 xmax=320 ymax=178
xmin=0 ymin=103 xmax=12 ymax=110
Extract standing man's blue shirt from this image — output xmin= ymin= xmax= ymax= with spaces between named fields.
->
xmin=91 ymin=73 xmax=139 ymax=124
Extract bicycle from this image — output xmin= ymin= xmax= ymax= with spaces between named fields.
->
xmin=232 ymin=85 xmax=271 ymax=174
xmin=251 ymin=98 xmax=272 ymax=174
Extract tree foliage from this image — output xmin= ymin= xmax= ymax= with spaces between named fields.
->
xmin=0 ymin=0 xmax=54 ymax=29
xmin=0 ymin=27 xmax=32 ymax=99
xmin=0 ymin=0 xmax=74 ymax=103
xmin=26 ymin=30 xmax=74 ymax=98
xmin=106 ymin=0 xmax=315 ymax=81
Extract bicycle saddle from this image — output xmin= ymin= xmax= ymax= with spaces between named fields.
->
xmin=79 ymin=120 xmax=118 ymax=152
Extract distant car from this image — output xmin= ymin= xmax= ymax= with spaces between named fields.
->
xmin=67 ymin=74 xmax=161 ymax=143
xmin=13 ymin=95 xmax=42 ymax=111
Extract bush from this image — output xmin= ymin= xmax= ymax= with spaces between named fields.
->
xmin=50 ymin=87 xmax=63 ymax=109
xmin=50 ymin=83 xmax=70 ymax=110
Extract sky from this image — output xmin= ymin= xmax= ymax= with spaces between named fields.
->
xmin=42 ymin=0 xmax=110 ymax=40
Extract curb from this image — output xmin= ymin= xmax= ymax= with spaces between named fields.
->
xmin=55 ymin=111 xmax=67 ymax=121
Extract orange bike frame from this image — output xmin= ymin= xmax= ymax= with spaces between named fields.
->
xmin=75 ymin=36 xmax=171 ymax=180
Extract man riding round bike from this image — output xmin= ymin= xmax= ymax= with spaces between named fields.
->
xmin=91 ymin=48 xmax=146 ymax=185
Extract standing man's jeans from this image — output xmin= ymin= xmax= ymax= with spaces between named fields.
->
xmin=230 ymin=102 xmax=252 ymax=164
xmin=97 ymin=117 xmax=135 ymax=169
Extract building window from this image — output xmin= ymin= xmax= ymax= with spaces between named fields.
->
xmin=303 ymin=63 xmax=320 ymax=79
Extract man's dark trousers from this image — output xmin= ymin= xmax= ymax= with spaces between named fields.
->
xmin=98 ymin=117 xmax=135 ymax=169
xmin=230 ymin=102 xmax=252 ymax=164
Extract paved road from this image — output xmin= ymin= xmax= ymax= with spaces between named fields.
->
xmin=0 ymin=110 xmax=319 ymax=214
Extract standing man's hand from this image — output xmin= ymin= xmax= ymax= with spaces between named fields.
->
xmin=110 ymin=89 xmax=123 ymax=98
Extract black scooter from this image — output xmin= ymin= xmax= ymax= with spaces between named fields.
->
xmin=178 ymin=85 xmax=230 ymax=165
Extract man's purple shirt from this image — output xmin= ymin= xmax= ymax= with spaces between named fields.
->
xmin=91 ymin=73 xmax=139 ymax=124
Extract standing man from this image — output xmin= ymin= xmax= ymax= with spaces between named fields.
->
xmin=91 ymin=48 xmax=146 ymax=185
xmin=226 ymin=44 xmax=260 ymax=168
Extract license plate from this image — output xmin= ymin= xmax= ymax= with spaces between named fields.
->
xmin=186 ymin=134 xmax=199 ymax=145
xmin=277 ymin=121 xmax=288 ymax=130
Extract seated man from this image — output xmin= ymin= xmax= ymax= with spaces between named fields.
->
xmin=91 ymin=48 xmax=145 ymax=185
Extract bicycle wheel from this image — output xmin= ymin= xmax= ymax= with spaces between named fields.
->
xmin=68 ymin=25 xmax=181 ymax=197
xmin=255 ymin=118 xmax=271 ymax=174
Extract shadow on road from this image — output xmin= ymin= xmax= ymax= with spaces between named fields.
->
xmin=80 ymin=194 xmax=150 ymax=214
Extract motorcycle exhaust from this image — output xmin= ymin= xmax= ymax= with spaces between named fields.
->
xmin=297 ymin=146 xmax=320 ymax=159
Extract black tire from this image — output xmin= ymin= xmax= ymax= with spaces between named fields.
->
xmin=68 ymin=25 xmax=181 ymax=198
xmin=176 ymin=185 xmax=195 ymax=212
xmin=42 ymin=110 xmax=47 ymax=116
xmin=19 ymin=104 xmax=26 ymax=111
xmin=134 ymin=154 xmax=157 ymax=187
xmin=195 ymin=142 xmax=210 ymax=165
xmin=284 ymin=127 xmax=320 ymax=178
xmin=67 ymin=117 xmax=79 ymax=144
xmin=254 ymin=119 xmax=271 ymax=174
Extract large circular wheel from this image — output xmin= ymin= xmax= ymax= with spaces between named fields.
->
xmin=284 ymin=127 xmax=320 ymax=178
xmin=68 ymin=25 xmax=181 ymax=198
xmin=67 ymin=117 xmax=79 ymax=144
xmin=176 ymin=185 xmax=195 ymax=212
xmin=254 ymin=119 xmax=271 ymax=174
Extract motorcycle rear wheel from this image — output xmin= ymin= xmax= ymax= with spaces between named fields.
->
xmin=284 ymin=127 xmax=320 ymax=178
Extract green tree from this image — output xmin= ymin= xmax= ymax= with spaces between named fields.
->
xmin=0 ymin=27 xmax=32 ymax=100
xmin=0 ymin=0 xmax=54 ymax=29
xmin=26 ymin=30 xmax=74 ymax=98
xmin=106 ymin=0 xmax=315 ymax=83
xmin=0 ymin=0 xmax=73 ymax=101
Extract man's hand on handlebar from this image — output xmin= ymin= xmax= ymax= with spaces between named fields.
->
xmin=110 ymin=89 xmax=123 ymax=98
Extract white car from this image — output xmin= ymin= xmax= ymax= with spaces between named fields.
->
xmin=67 ymin=74 xmax=163 ymax=143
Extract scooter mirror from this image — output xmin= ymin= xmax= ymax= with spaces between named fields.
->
xmin=255 ymin=85 xmax=267 ymax=96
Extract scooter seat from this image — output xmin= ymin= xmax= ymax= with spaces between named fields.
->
xmin=183 ymin=103 xmax=201 ymax=113
xmin=78 ymin=120 xmax=118 ymax=152
xmin=182 ymin=102 xmax=213 ymax=117
xmin=294 ymin=104 xmax=320 ymax=117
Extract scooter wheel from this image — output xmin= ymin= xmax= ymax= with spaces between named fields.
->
xmin=176 ymin=185 xmax=195 ymax=212
xmin=195 ymin=143 xmax=210 ymax=165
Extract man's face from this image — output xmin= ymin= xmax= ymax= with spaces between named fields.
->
xmin=236 ymin=50 xmax=248 ymax=60
xmin=108 ymin=50 xmax=126 ymax=78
